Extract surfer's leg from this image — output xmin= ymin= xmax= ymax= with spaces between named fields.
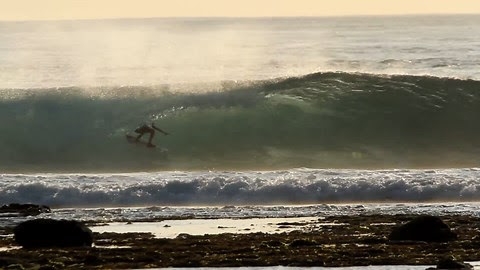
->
xmin=147 ymin=131 xmax=155 ymax=145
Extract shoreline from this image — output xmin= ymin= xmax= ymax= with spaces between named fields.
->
xmin=2 ymin=214 xmax=480 ymax=269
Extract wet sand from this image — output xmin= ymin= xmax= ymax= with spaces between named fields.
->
xmin=1 ymin=214 xmax=480 ymax=269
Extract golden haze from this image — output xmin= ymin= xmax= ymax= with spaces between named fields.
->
xmin=2 ymin=0 xmax=480 ymax=21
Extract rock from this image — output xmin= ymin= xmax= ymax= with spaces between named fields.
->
xmin=289 ymin=239 xmax=318 ymax=247
xmin=426 ymin=256 xmax=473 ymax=269
xmin=389 ymin=215 xmax=457 ymax=242
xmin=14 ymin=219 xmax=93 ymax=248
xmin=0 ymin=203 xmax=51 ymax=216
xmin=264 ymin=240 xmax=284 ymax=247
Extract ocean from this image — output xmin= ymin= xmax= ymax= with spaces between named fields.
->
xmin=1 ymin=15 xmax=480 ymax=223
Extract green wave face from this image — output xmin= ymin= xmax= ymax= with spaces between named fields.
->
xmin=2 ymin=72 xmax=480 ymax=172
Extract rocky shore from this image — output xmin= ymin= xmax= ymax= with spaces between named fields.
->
xmin=1 ymin=214 xmax=480 ymax=269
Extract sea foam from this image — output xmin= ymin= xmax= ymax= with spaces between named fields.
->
xmin=1 ymin=168 xmax=480 ymax=207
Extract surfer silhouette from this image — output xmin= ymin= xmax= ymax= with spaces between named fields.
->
xmin=134 ymin=123 xmax=169 ymax=147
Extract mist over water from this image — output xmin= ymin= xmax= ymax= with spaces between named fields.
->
xmin=0 ymin=18 xmax=319 ymax=89
xmin=2 ymin=15 xmax=480 ymax=89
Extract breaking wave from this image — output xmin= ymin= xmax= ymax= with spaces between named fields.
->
xmin=1 ymin=72 xmax=480 ymax=172
xmin=1 ymin=168 xmax=480 ymax=207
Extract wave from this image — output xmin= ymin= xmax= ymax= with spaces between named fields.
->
xmin=1 ymin=72 xmax=480 ymax=172
xmin=1 ymin=168 xmax=479 ymax=207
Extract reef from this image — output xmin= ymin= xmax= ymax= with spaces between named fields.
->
xmin=1 ymin=214 xmax=479 ymax=269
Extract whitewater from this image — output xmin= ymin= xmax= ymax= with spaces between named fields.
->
xmin=1 ymin=15 xmax=480 ymax=218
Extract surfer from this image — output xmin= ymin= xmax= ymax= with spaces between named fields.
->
xmin=134 ymin=123 xmax=169 ymax=147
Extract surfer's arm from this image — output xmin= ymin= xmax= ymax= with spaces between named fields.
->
xmin=152 ymin=124 xmax=169 ymax=135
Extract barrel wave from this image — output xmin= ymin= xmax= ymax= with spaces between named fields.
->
xmin=2 ymin=72 xmax=480 ymax=172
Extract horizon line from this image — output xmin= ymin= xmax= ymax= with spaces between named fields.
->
xmin=1 ymin=12 xmax=480 ymax=23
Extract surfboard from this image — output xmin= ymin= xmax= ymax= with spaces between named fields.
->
xmin=125 ymin=134 xmax=168 ymax=152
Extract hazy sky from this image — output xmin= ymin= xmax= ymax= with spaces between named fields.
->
xmin=2 ymin=0 xmax=480 ymax=21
